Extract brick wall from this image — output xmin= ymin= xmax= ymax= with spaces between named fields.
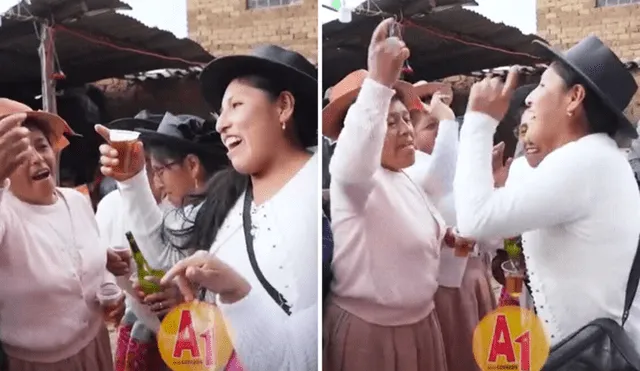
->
xmin=537 ymin=0 xmax=640 ymax=121
xmin=186 ymin=0 xmax=317 ymax=62
xmin=537 ymin=0 xmax=640 ymax=55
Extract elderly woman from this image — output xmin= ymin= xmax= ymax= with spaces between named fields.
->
xmin=322 ymin=19 xmax=458 ymax=371
xmin=454 ymin=36 xmax=640 ymax=349
xmin=98 ymin=44 xmax=318 ymax=371
xmin=0 ymin=99 xmax=120 ymax=371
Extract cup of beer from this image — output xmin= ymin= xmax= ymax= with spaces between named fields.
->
xmin=501 ymin=259 xmax=525 ymax=297
xmin=454 ymin=243 xmax=473 ymax=257
xmin=109 ymin=129 xmax=140 ymax=173
xmin=97 ymin=282 xmax=124 ymax=322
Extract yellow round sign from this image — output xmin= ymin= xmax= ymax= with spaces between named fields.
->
xmin=473 ymin=306 xmax=550 ymax=371
xmin=157 ymin=301 xmax=234 ymax=371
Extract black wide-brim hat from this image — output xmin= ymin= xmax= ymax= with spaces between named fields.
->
xmin=106 ymin=110 xmax=162 ymax=132
xmin=199 ymin=44 xmax=318 ymax=147
xmin=134 ymin=112 xmax=227 ymax=158
xmin=533 ymin=35 xmax=638 ymax=138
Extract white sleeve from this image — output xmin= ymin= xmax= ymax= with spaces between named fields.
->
xmin=407 ymin=119 xmax=459 ymax=202
xmin=219 ymin=289 xmax=317 ymax=371
xmin=454 ymin=111 xmax=592 ymax=239
xmin=118 ymin=170 xmax=198 ymax=270
xmin=329 ymin=78 xmax=395 ymax=211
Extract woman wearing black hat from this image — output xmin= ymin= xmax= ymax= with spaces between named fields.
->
xmin=97 ymin=44 xmax=318 ymax=371
xmin=96 ymin=111 xmax=228 ymax=371
xmin=454 ymin=36 xmax=640 ymax=349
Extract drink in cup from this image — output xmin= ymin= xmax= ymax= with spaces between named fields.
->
xmin=454 ymin=243 xmax=473 ymax=257
xmin=502 ymin=260 xmax=525 ymax=297
xmin=97 ymin=282 xmax=123 ymax=323
xmin=445 ymin=228 xmax=473 ymax=257
xmin=109 ymin=129 xmax=140 ymax=173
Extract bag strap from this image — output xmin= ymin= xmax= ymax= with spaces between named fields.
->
xmin=622 ymin=236 xmax=640 ymax=326
xmin=243 ymin=183 xmax=292 ymax=316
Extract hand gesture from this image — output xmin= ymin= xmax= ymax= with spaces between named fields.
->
xmin=0 ymin=113 xmax=30 ymax=182
xmin=95 ymin=124 xmax=145 ymax=182
xmin=492 ymin=142 xmax=513 ymax=188
xmin=106 ymin=248 xmax=131 ymax=277
xmin=444 ymin=227 xmax=476 ymax=249
xmin=161 ymin=251 xmax=251 ymax=304
xmin=133 ymin=276 xmax=184 ymax=316
xmin=368 ymin=18 xmax=411 ymax=88
xmin=467 ymin=66 xmax=520 ymax=122
xmin=429 ymin=92 xmax=455 ymax=122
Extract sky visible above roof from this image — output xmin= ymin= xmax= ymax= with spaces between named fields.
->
xmin=321 ymin=0 xmax=537 ymax=34
xmin=0 ymin=0 xmax=188 ymax=37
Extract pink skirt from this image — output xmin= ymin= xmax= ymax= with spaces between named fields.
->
xmin=7 ymin=326 xmax=113 ymax=371
xmin=434 ymin=256 xmax=497 ymax=371
xmin=323 ymin=301 xmax=448 ymax=371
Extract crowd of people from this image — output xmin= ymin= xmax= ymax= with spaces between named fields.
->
xmin=321 ymin=18 xmax=640 ymax=371
xmin=0 ymin=44 xmax=318 ymax=371
xmin=1 ymin=12 xmax=640 ymax=371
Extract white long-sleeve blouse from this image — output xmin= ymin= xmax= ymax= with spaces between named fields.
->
xmin=116 ymin=152 xmax=318 ymax=371
xmin=454 ymin=111 xmax=640 ymax=348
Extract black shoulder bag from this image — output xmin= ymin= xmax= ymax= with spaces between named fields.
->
xmin=542 ymin=238 xmax=640 ymax=371
xmin=242 ymin=184 xmax=292 ymax=315
xmin=196 ymin=186 xmax=292 ymax=316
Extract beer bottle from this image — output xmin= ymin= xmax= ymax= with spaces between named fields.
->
xmin=504 ymin=237 xmax=522 ymax=260
xmin=125 ymin=231 xmax=165 ymax=295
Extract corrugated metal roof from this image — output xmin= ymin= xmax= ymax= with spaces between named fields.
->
xmin=0 ymin=0 xmax=213 ymax=88
xmin=323 ymin=4 xmax=546 ymax=91
xmin=465 ymin=58 xmax=640 ymax=79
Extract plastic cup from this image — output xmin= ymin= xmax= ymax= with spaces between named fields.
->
xmin=502 ymin=260 xmax=525 ymax=297
xmin=454 ymin=244 xmax=472 ymax=257
xmin=97 ymin=282 xmax=123 ymax=310
xmin=109 ymin=129 xmax=140 ymax=173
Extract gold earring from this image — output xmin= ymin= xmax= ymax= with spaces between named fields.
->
xmin=281 ymin=122 xmax=286 ymax=130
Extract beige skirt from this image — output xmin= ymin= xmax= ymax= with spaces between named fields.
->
xmin=7 ymin=326 xmax=113 ymax=371
xmin=435 ymin=256 xmax=497 ymax=371
xmin=323 ymin=301 xmax=448 ymax=371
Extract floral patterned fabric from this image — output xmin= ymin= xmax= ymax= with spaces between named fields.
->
xmin=115 ymin=308 xmax=245 ymax=370
xmin=498 ymin=286 xmax=521 ymax=307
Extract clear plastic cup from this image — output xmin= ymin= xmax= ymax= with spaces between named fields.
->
xmin=109 ymin=130 xmax=140 ymax=173
xmin=454 ymin=244 xmax=472 ymax=257
xmin=502 ymin=260 xmax=525 ymax=297
xmin=97 ymin=282 xmax=123 ymax=310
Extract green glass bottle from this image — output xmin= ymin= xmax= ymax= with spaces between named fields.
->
xmin=504 ymin=237 xmax=522 ymax=260
xmin=125 ymin=231 xmax=165 ymax=295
